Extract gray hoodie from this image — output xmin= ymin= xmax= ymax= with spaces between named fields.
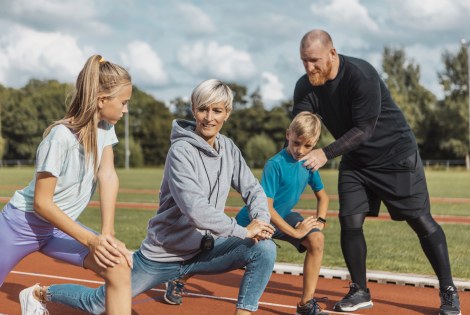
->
xmin=140 ymin=119 xmax=270 ymax=262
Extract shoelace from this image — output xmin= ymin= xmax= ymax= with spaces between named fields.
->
xmin=343 ymin=283 xmax=361 ymax=298
xmin=173 ymin=281 xmax=187 ymax=296
xmin=441 ymin=288 xmax=456 ymax=306
xmin=306 ymin=297 xmax=328 ymax=315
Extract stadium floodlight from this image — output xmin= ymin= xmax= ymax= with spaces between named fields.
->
xmin=461 ymin=39 xmax=470 ymax=170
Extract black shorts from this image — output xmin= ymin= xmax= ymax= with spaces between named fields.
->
xmin=272 ymin=212 xmax=321 ymax=253
xmin=338 ymin=151 xmax=430 ymax=221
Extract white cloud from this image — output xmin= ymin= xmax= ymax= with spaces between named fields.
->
xmin=120 ymin=41 xmax=168 ymax=87
xmin=2 ymin=0 xmax=111 ymax=34
xmin=8 ymin=0 xmax=95 ymax=19
xmin=177 ymin=41 xmax=256 ymax=81
xmin=311 ymin=0 xmax=379 ymax=33
xmin=0 ymin=25 xmax=86 ymax=87
xmin=177 ymin=3 xmax=215 ymax=34
xmin=387 ymin=0 xmax=470 ymax=31
xmin=260 ymin=72 xmax=285 ymax=103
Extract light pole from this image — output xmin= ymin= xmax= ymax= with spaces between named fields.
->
xmin=461 ymin=39 xmax=470 ymax=170
xmin=124 ymin=112 xmax=130 ymax=170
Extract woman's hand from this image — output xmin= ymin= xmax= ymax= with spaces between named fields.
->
xmin=88 ymin=234 xmax=132 ymax=269
xmin=246 ymin=219 xmax=276 ymax=241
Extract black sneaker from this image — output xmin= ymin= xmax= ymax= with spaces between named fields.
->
xmin=164 ymin=280 xmax=186 ymax=305
xmin=333 ymin=283 xmax=373 ymax=312
xmin=439 ymin=286 xmax=461 ymax=315
xmin=295 ymin=298 xmax=329 ymax=315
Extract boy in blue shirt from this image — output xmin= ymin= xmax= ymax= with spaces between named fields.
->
xmin=237 ymin=111 xmax=329 ymax=315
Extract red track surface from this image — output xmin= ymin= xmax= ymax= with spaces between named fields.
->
xmin=1 ymin=253 xmax=469 ymax=315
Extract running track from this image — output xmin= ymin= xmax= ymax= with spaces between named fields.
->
xmin=1 ymin=253 xmax=469 ymax=314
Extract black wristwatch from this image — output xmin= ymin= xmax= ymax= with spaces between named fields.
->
xmin=317 ymin=217 xmax=327 ymax=224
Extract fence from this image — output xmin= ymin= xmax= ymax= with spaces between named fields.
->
xmin=1 ymin=159 xmax=467 ymax=170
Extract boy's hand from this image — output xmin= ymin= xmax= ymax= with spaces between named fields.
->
xmin=294 ymin=216 xmax=318 ymax=238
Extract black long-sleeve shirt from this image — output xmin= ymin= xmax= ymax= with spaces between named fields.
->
xmin=293 ymin=55 xmax=416 ymax=168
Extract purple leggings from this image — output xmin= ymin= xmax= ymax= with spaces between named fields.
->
xmin=0 ymin=203 xmax=89 ymax=286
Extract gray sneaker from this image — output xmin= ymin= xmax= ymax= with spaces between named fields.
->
xmin=333 ymin=283 xmax=373 ymax=312
xmin=19 ymin=284 xmax=49 ymax=315
xmin=439 ymin=286 xmax=461 ymax=315
xmin=295 ymin=298 xmax=329 ymax=315
xmin=164 ymin=280 xmax=186 ymax=305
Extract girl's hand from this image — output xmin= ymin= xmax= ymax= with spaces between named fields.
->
xmin=88 ymin=234 xmax=124 ymax=268
xmin=109 ymin=236 xmax=134 ymax=269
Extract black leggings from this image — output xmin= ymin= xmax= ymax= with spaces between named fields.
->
xmin=339 ymin=212 xmax=454 ymax=290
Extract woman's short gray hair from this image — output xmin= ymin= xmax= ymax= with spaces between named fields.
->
xmin=191 ymin=79 xmax=233 ymax=112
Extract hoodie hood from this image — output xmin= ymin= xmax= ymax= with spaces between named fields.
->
xmin=171 ymin=119 xmax=220 ymax=157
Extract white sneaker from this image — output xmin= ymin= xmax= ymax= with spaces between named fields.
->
xmin=19 ymin=284 xmax=49 ymax=315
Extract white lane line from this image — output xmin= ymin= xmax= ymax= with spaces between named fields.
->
xmin=11 ymin=270 xmax=360 ymax=314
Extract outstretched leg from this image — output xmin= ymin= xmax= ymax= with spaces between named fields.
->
xmin=182 ymin=237 xmax=276 ymax=315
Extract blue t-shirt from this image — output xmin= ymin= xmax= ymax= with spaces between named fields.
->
xmin=236 ymin=148 xmax=323 ymax=227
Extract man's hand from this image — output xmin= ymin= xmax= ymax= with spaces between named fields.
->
xmin=301 ymin=149 xmax=327 ymax=171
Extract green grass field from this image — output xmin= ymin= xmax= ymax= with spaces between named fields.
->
xmin=1 ymin=167 xmax=470 ymax=279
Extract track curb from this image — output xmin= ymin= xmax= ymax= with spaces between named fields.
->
xmin=273 ymin=263 xmax=470 ymax=292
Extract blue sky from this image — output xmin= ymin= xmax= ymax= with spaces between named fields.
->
xmin=1 ymin=0 xmax=470 ymax=109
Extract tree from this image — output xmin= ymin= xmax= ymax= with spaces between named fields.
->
xmin=114 ymin=137 xmax=144 ymax=167
xmin=264 ymin=106 xmax=291 ymax=149
xmin=171 ymin=97 xmax=192 ymax=120
xmin=115 ymin=87 xmax=173 ymax=166
xmin=227 ymin=82 xmax=248 ymax=111
xmin=1 ymin=80 xmax=68 ymax=160
xmin=0 ymin=84 xmax=7 ymax=160
xmin=250 ymin=87 xmax=264 ymax=110
xmin=381 ymin=47 xmax=436 ymax=152
xmin=223 ymin=106 xmax=267 ymax=152
xmin=436 ymin=45 xmax=469 ymax=159
xmin=244 ymin=134 xmax=277 ymax=168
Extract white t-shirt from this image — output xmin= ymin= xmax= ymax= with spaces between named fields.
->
xmin=10 ymin=122 xmax=118 ymax=221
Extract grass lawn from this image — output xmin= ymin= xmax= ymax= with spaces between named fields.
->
xmin=1 ymin=166 xmax=470 ymax=279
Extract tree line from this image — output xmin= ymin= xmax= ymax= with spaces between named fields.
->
xmin=0 ymin=46 xmax=468 ymax=168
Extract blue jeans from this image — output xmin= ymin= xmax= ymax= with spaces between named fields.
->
xmin=48 ymin=237 xmax=276 ymax=314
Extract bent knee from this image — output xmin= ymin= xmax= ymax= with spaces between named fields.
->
xmin=305 ymin=232 xmax=324 ymax=252
xmin=103 ymin=259 xmax=131 ymax=285
xmin=253 ymin=239 xmax=276 ymax=262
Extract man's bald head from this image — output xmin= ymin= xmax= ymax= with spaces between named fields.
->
xmin=300 ymin=29 xmax=334 ymax=50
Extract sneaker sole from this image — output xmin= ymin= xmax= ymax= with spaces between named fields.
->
xmin=163 ymin=294 xmax=182 ymax=305
xmin=334 ymin=300 xmax=373 ymax=312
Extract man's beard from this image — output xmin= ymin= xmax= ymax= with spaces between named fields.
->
xmin=307 ymin=59 xmax=332 ymax=86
